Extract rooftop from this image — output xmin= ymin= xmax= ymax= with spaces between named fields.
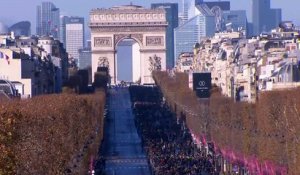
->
xmin=111 ymin=5 xmax=144 ymax=10
xmin=195 ymin=4 xmax=215 ymax=16
xmin=90 ymin=4 xmax=165 ymax=14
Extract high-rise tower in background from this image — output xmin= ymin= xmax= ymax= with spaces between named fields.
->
xmin=174 ymin=4 xmax=215 ymax=61
xmin=182 ymin=0 xmax=189 ymax=23
xmin=9 ymin=21 xmax=31 ymax=36
xmin=183 ymin=0 xmax=230 ymax=22
xmin=60 ymin=16 xmax=69 ymax=48
xmin=252 ymin=0 xmax=282 ymax=35
xmin=204 ymin=1 xmax=230 ymax=10
xmin=175 ymin=1 xmax=235 ymax=61
xmin=223 ymin=10 xmax=247 ymax=32
xmin=65 ymin=17 xmax=84 ymax=66
xmin=36 ymin=2 xmax=60 ymax=38
xmin=152 ymin=3 xmax=179 ymax=69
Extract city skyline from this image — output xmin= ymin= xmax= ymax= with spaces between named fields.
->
xmin=252 ymin=0 xmax=281 ymax=35
xmin=1 ymin=0 xmax=300 ymax=33
xmin=1 ymin=1 xmax=300 ymax=174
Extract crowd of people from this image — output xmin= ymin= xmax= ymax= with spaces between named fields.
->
xmin=129 ymin=86 xmax=219 ymax=175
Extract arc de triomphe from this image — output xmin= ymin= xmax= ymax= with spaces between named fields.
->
xmin=89 ymin=5 xmax=167 ymax=85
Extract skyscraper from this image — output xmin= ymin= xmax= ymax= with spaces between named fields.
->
xmin=270 ymin=9 xmax=282 ymax=30
xmin=65 ymin=17 xmax=84 ymax=66
xmin=78 ymin=47 xmax=91 ymax=70
xmin=223 ymin=10 xmax=247 ymax=32
xmin=183 ymin=0 xmax=203 ymax=21
xmin=174 ymin=4 xmax=215 ymax=61
xmin=185 ymin=0 xmax=230 ymax=21
xmin=152 ymin=3 xmax=179 ymax=69
xmin=252 ymin=0 xmax=282 ymax=35
xmin=182 ymin=0 xmax=189 ymax=23
xmin=36 ymin=2 xmax=60 ymax=38
xmin=204 ymin=1 xmax=230 ymax=11
xmin=59 ymin=16 xmax=69 ymax=48
xmin=9 ymin=21 xmax=31 ymax=36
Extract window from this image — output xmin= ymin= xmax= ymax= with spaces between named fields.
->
xmin=227 ymin=15 xmax=238 ymax=21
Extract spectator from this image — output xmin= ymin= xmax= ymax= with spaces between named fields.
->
xmin=130 ymin=86 xmax=219 ymax=175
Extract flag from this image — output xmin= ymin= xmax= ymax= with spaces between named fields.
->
xmin=0 ymin=51 xmax=10 ymax=64
xmin=5 ymin=54 xmax=10 ymax=65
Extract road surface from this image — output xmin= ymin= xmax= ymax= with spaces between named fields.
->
xmin=100 ymin=88 xmax=151 ymax=175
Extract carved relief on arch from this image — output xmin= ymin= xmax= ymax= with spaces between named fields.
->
xmin=148 ymin=54 xmax=162 ymax=72
xmin=114 ymin=34 xmax=143 ymax=46
xmin=94 ymin=37 xmax=112 ymax=47
xmin=98 ymin=57 xmax=109 ymax=68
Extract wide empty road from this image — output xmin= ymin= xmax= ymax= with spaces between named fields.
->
xmin=101 ymin=88 xmax=151 ymax=175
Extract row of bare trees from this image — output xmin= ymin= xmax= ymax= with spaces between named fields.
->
xmin=153 ymin=71 xmax=300 ymax=174
xmin=0 ymin=92 xmax=105 ymax=175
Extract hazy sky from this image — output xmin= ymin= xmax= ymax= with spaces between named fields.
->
xmin=1 ymin=0 xmax=300 ymax=30
xmin=1 ymin=0 xmax=299 ymax=82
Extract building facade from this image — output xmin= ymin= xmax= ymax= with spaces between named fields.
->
xmin=0 ymin=47 xmax=63 ymax=98
xmin=175 ymin=52 xmax=194 ymax=73
xmin=89 ymin=5 xmax=167 ymax=85
xmin=36 ymin=2 xmax=60 ymax=38
xmin=65 ymin=17 xmax=84 ymax=67
xmin=0 ymin=32 xmax=69 ymax=98
xmin=270 ymin=9 xmax=282 ymax=30
xmin=152 ymin=3 xmax=179 ymax=69
xmin=188 ymin=21 xmax=300 ymax=102
xmin=174 ymin=4 xmax=215 ymax=62
xmin=252 ymin=0 xmax=282 ymax=35
xmin=59 ymin=16 xmax=69 ymax=48
xmin=9 ymin=21 xmax=31 ymax=36
xmin=78 ymin=47 xmax=91 ymax=70
xmin=187 ymin=0 xmax=198 ymax=21
xmin=185 ymin=0 xmax=230 ymax=21
xmin=223 ymin=10 xmax=247 ymax=33
xmin=204 ymin=1 xmax=230 ymax=11
xmin=181 ymin=0 xmax=191 ymax=23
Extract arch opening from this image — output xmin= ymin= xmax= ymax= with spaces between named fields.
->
xmin=115 ymin=38 xmax=141 ymax=84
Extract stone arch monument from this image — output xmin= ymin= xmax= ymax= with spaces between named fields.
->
xmin=89 ymin=5 xmax=167 ymax=85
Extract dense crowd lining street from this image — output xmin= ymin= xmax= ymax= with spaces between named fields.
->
xmin=130 ymin=86 xmax=219 ymax=175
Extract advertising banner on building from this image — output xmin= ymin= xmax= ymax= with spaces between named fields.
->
xmin=193 ymin=73 xmax=212 ymax=98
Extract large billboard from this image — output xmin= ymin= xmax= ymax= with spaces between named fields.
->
xmin=193 ymin=73 xmax=212 ymax=98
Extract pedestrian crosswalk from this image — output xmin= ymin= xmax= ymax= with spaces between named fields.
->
xmin=104 ymin=157 xmax=151 ymax=174
xmin=105 ymin=165 xmax=149 ymax=171
xmin=106 ymin=158 xmax=148 ymax=164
